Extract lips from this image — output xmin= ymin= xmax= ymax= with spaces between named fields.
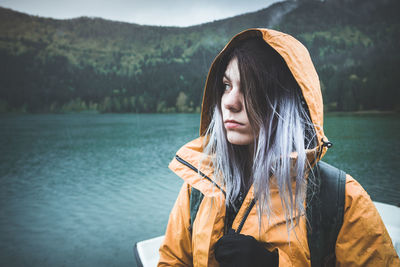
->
xmin=224 ymin=119 xmax=244 ymax=129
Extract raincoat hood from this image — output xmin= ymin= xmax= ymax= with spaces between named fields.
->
xmin=199 ymin=28 xmax=329 ymax=158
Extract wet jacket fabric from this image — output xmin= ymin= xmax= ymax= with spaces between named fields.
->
xmin=158 ymin=28 xmax=400 ymax=267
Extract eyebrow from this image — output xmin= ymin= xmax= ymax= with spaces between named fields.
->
xmin=223 ymin=74 xmax=231 ymax=81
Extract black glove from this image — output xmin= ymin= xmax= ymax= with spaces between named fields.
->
xmin=214 ymin=231 xmax=279 ymax=267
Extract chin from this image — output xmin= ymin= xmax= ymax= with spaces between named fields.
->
xmin=227 ymin=132 xmax=254 ymax=146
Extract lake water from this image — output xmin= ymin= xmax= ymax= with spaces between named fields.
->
xmin=0 ymin=113 xmax=399 ymax=266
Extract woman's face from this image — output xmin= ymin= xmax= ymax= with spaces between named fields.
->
xmin=221 ymin=57 xmax=255 ymax=146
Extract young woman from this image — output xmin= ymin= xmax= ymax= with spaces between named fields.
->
xmin=158 ymin=28 xmax=399 ymax=266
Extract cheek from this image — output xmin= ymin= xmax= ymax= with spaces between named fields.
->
xmin=220 ymin=96 xmax=226 ymax=111
xmin=220 ymin=105 xmax=227 ymax=119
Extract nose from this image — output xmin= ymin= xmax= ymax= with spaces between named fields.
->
xmin=222 ymin=87 xmax=243 ymax=113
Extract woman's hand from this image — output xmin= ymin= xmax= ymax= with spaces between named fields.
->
xmin=214 ymin=232 xmax=279 ymax=267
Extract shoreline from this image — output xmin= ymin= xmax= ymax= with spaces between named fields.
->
xmin=0 ymin=109 xmax=399 ymax=115
xmin=325 ymin=110 xmax=398 ymax=116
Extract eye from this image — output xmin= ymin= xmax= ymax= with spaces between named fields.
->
xmin=223 ymin=82 xmax=231 ymax=91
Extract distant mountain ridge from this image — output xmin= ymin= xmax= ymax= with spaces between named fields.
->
xmin=0 ymin=0 xmax=398 ymax=113
xmin=0 ymin=1 xmax=298 ymax=75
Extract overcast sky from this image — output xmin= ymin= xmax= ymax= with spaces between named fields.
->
xmin=0 ymin=0 xmax=282 ymax=27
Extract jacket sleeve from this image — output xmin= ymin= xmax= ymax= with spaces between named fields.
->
xmin=335 ymin=175 xmax=400 ymax=266
xmin=158 ymin=182 xmax=193 ymax=267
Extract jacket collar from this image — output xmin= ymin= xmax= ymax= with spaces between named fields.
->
xmin=169 ymin=136 xmax=319 ymax=198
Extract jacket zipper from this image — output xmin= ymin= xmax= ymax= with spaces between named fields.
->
xmin=235 ymin=199 xmax=256 ymax=234
xmin=175 ymin=155 xmax=226 ymax=196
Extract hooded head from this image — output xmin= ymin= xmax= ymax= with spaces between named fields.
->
xmin=200 ymin=28 xmax=329 ymax=157
xmin=200 ymin=28 xmax=330 ymax=225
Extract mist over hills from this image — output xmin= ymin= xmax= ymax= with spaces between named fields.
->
xmin=0 ymin=0 xmax=398 ymax=113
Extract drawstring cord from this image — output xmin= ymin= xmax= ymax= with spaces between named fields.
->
xmin=317 ymin=138 xmax=333 ymax=160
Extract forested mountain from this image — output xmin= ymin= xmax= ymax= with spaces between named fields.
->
xmin=0 ymin=0 xmax=398 ymax=113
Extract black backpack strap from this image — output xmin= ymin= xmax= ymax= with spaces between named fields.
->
xmin=189 ymin=187 xmax=204 ymax=233
xmin=306 ymin=161 xmax=346 ymax=267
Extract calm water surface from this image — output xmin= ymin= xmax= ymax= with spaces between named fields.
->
xmin=0 ymin=113 xmax=399 ymax=266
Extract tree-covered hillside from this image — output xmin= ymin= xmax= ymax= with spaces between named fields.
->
xmin=0 ymin=0 xmax=398 ymax=113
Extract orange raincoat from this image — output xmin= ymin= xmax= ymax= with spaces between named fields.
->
xmin=158 ymin=28 xmax=400 ymax=266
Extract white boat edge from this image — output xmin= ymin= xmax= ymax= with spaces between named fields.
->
xmin=134 ymin=201 xmax=400 ymax=267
